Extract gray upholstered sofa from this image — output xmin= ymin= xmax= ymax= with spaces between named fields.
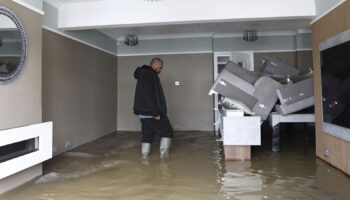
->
xmin=209 ymin=61 xmax=282 ymax=120
xmin=275 ymin=77 xmax=314 ymax=115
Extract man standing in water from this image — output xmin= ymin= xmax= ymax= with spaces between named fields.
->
xmin=133 ymin=57 xmax=173 ymax=159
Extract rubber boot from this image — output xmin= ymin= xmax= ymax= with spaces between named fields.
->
xmin=141 ymin=143 xmax=151 ymax=159
xmin=160 ymin=138 xmax=171 ymax=159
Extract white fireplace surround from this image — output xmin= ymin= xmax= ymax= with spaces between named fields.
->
xmin=0 ymin=122 xmax=52 ymax=180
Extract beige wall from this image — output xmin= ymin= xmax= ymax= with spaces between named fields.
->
xmin=254 ymin=51 xmax=313 ymax=73
xmin=296 ymin=50 xmax=313 ymax=74
xmin=0 ymin=0 xmax=43 ymax=193
xmin=312 ymin=0 xmax=350 ymax=175
xmin=118 ymin=54 xmax=214 ymax=131
xmin=254 ymin=51 xmax=298 ymax=71
xmin=42 ymin=29 xmax=118 ymax=155
xmin=0 ymin=0 xmax=42 ymax=130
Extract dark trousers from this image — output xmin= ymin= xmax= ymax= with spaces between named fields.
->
xmin=140 ymin=115 xmax=173 ymax=143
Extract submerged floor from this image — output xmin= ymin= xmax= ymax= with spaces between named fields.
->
xmin=1 ymin=128 xmax=350 ymax=200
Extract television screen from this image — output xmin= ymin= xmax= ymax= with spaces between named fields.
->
xmin=321 ymin=30 xmax=350 ymax=131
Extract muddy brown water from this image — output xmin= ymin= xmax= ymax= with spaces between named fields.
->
xmin=1 ymin=129 xmax=350 ymax=200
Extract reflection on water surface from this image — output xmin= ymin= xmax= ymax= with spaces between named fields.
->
xmin=1 ymin=129 xmax=350 ymax=200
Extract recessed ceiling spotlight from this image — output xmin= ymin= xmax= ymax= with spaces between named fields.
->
xmin=124 ymin=34 xmax=138 ymax=47
xmin=243 ymin=29 xmax=258 ymax=42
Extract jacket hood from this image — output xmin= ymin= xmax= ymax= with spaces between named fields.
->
xmin=134 ymin=65 xmax=152 ymax=79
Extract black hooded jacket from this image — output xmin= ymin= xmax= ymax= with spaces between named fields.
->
xmin=133 ymin=65 xmax=167 ymax=116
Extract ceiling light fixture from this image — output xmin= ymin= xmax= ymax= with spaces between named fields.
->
xmin=243 ymin=29 xmax=258 ymax=42
xmin=124 ymin=34 xmax=138 ymax=47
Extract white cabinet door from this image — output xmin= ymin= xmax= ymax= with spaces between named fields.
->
xmin=223 ymin=116 xmax=261 ymax=145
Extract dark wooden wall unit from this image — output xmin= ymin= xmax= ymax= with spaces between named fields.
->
xmin=312 ymin=0 xmax=350 ymax=175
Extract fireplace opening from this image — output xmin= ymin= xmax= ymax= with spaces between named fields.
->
xmin=0 ymin=138 xmax=38 ymax=163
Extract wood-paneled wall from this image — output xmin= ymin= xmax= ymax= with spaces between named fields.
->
xmin=312 ymin=0 xmax=350 ymax=175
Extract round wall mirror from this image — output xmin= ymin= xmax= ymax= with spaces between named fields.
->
xmin=0 ymin=6 xmax=27 ymax=84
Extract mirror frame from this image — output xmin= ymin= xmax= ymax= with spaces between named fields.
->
xmin=0 ymin=6 xmax=27 ymax=84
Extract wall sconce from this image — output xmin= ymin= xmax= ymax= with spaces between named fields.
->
xmin=243 ymin=30 xmax=258 ymax=42
xmin=124 ymin=34 xmax=138 ymax=47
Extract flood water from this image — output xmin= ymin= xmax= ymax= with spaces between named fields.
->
xmin=1 ymin=126 xmax=350 ymax=200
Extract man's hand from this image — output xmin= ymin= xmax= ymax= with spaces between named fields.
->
xmin=153 ymin=115 xmax=161 ymax=120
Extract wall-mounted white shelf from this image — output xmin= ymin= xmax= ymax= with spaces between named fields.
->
xmin=0 ymin=122 xmax=53 ymax=180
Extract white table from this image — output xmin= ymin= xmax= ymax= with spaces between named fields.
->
xmin=268 ymin=112 xmax=315 ymax=152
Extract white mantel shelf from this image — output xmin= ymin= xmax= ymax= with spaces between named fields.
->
xmin=0 ymin=122 xmax=53 ymax=180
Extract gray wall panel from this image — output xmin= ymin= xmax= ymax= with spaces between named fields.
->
xmin=214 ymin=35 xmax=297 ymax=52
xmin=296 ymin=33 xmax=312 ymax=50
xmin=315 ymin=0 xmax=343 ymax=16
xmin=117 ymin=37 xmax=213 ymax=56
xmin=117 ymin=34 xmax=311 ymax=56
xmin=26 ymin=0 xmax=43 ymax=11
xmin=43 ymin=2 xmax=117 ymax=54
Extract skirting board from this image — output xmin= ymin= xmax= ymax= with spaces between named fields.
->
xmin=0 ymin=164 xmax=42 ymax=195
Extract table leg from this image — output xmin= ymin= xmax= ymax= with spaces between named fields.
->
xmin=272 ymin=124 xmax=280 ymax=152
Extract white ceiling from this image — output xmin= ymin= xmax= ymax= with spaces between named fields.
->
xmin=99 ymin=18 xmax=312 ymax=41
xmin=47 ymin=0 xmax=104 ymax=6
xmin=53 ymin=0 xmax=313 ymax=41
xmin=56 ymin=0 xmax=103 ymax=3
